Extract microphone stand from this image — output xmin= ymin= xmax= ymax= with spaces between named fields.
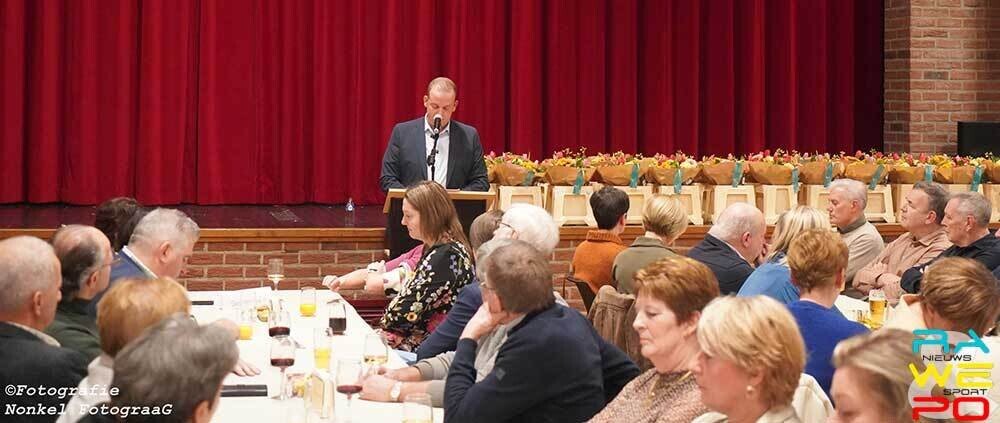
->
xmin=427 ymin=130 xmax=440 ymax=182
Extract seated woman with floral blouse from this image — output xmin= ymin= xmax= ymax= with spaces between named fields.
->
xmin=378 ymin=181 xmax=476 ymax=351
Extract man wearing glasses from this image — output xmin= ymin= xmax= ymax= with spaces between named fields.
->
xmin=379 ymin=77 xmax=489 ymax=192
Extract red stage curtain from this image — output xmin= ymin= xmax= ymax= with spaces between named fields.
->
xmin=0 ymin=0 xmax=883 ymax=206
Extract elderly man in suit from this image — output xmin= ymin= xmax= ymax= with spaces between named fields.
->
xmin=379 ymin=77 xmax=489 ymax=192
xmin=0 ymin=236 xmax=88 ymax=423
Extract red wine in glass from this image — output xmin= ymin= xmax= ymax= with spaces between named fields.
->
xmin=269 ymin=326 xmax=290 ymax=337
xmin=270 ymin=358 xmax=295 ymax=368
xmin=336 ymin=385 xmax=362 ymax=395
xmin=328 ymin=317 xmax=347 ymax=334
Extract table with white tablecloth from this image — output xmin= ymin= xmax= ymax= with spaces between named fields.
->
xmin=187 ymin=288 xmax=444 ymax=423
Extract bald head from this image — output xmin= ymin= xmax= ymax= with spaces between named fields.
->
xmin=0 ymin=236 xmax=62 ymax=329
xmin=708 ymin=203 xmax=767 ymax=264
xmin=52 ymin=225 xmax=113 ymax=301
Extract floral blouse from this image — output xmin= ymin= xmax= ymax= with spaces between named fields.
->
xmin=379 ymin=241 xmax=474 ymax=352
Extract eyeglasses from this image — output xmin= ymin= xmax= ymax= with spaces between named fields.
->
xmin=479 ymin=281 xmax=496 ymax=292
xmin=496 ymin=221 xmax=517 ymax=237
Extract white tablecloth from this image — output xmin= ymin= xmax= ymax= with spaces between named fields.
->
xmin=188 ymin=288 xmax=443 ymax=423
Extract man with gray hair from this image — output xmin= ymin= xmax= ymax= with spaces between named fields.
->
xmin=89 ymin=208 xmax=199 ymax=316
xmin=826 ymin=178 xmax=884 ymax=287
xmin=901 ymin=191 xmax=1000 ymax=293
xmin=688 ymin=202 xmax=767 ymax=294
xmin=46 ymin=225 xmax=113 ymax=361
xmin=0 ymin=236 xmax=88 ymax=422
xmin=81 ymin=314 xmax=238 ymax=423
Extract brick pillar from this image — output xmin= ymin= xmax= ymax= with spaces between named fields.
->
xmin=883 ymin=0 xmax=1000 ymax=153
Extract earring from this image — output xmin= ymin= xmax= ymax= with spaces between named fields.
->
xmin=745 ymin=385 xmax=755 ymax=397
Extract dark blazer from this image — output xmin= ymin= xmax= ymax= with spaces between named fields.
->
xmin=687 ymin=233 xmax=754 ymax=295
xmin=443 ymin=303 xmax=640 ymax=423
xmin=415 ymin=281 xmax=482 ymax=360
xmin=88 ymin=250 xmax=152 ymax=317
xmin=379 ymin=117 xmax=489 ymax=192
xmin=0 ymin=322 xmax=88 ymax=423
xmin=901 ymin=233 xmax=1000 ymax=293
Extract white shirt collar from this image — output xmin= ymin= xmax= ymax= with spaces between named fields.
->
xmin=6 ymin=321 xmax=60 ymax=347
xmin=423 ymin=118 xmax=451 ymax=136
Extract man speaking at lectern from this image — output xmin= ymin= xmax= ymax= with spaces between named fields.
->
xmin=379 ymin=77 xmax=489 ymax=192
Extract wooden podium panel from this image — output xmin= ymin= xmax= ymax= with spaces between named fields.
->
xmin=383 ymin=189 xmax=495 ymax=258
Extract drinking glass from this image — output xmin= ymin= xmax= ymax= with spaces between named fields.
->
xmin=269 ymin=305 xmax=292 ymax=338
xmin=268 ymin=258 xmax=285 ymax=291
xmin=328 ymin=300 xmax=347 ymax=335
xmin=270 ymin=336 xmax=296 ymax=400
xmin=868 ymin=288 xmax=887 ymax=328
xmin=300 ymin=287 xmax=317 ymax=317
xmin=313 ymin=328 xmax=333 ymax=370
xmin=363 ymin=333 xmax=389 ymax=369
xmin=335 ymin=359 xmax=363 ymax=422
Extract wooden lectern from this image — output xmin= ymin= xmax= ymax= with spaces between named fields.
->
xmin=382 ymin=189 xmax=496 ymax=259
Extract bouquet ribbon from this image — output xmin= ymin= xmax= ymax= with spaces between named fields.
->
xmin=673 ymin=169 xmax=683 ymax=194
xmin=629 ymin=163 xmax=639 ymax=188
xmin=924 ymin=164 xmax=933 ymax=182
xmin=823 ymin=162 xmax=834 ymax=188
xmin=792 ymin=168 xmax=800 ymax=194
xmin=869 ymin=164 xmax=885 ymax=190
xmin=573 ymin=169 xmax=584 ymax=195
xmin=972 ymin=166 xmax=984 ymax=192
xmin=732 ymin=162 xmax=743 ymax=188
xmin=522 ymin=170 xmax=535 ymax=187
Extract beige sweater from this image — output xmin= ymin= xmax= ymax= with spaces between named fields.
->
xmin=839 ymin=218 xmax=885 ymax=286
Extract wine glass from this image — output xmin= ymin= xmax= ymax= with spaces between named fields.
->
xmin=363 ymin=333 xmax=389 ymax=369
xmin=335 ymin=358 xmax=363 ymax=422
xmin=268 ymin=258 xmax=285 ymax=291
xmin=269 ymin=336 xmax=296 ymax=400
xmin=328 ymin=300 xmax=347 ymax=335
xmin=269 ymin=305 xmax=291 ymax=338
xmin=402 ymin=393 xmax=434 ymax=423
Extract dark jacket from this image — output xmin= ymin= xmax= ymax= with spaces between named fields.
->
xmin=88 ymin=249 xmax=153 ymax=317
xmin=443 ymin=303 xmax=640 ymax=423
xmin=45 ymin=298 xmax=102 ymax=362
xmin=379 ymin=117 xmax=489 ymax=192
xmin=687 ymin=234 xmax=754 ymax=295
xmin=900 ymin=233 xmax=1000 ymax=293
xmin=0 ymin=322 xmax=88 ymax=423
xmin=415 ymin=281 xmax=482 ymax=360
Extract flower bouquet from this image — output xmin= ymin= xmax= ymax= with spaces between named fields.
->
xmin=797 ymin=152 xmax=845 ymax=185
xmin=887 ymin=152 xmax=930 ymax=184
xmin=932 ymin=155 xmax=985 ymax=184
xmin=842 ymin=151 xmax=892 ymax=185
xmin=591 ymin=152 xmax=654 ymax=186
xmin=489 ymin=153 xmax=540 ymax=186
xmin=646 ymin=152 xmax=701 ymax=185
xmin=698 ymin=155 xmax=745 ymax=185
xmin=747 ymin=149 xmax=798 ymax=185
xmin=541 ymin=148 xmax=596 ymax=186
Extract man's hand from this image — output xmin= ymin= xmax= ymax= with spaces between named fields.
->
xmin=232 ymin=358 xmax=261 ymax=376
xmin=460 ymin=304 xmax=508 ymax=341
xmin=360 ymin=373 xmax=398 ymax=402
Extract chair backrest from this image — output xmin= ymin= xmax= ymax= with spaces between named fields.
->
xmin=588 ymin=285 xmax=652 ymax=371
xmin=346 ymin=298 xmax=391 ymax=326
xmin=567 ymin=275 xmax=596 ymax=311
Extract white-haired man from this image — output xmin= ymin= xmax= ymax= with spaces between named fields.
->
xmin=901 ymin=192 xmax=1000 ymax=293
xmin=687 ymin=202 xmax=767 ymax=294
xmin=827 ymin=179 xmax=884 ymax=287
xmin=0 ymin=236 xmax=89 ymax=422
xmin=88 ymin=208 xmax=199 ymax=316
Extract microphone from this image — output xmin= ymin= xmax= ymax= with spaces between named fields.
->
xmin=432 ymin=114 xmax=442 ymax=135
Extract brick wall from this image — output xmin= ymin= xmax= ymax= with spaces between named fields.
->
xmin=884 ymin=0 xmax=1000 ymax=153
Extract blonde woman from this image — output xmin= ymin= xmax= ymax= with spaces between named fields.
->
xmin=830 ymin=329 xmax=944 ymax=423
xmin=691 ymin=296 xmax=808 ymax=423
xmin=589 ymin=257 xmax=717 ymax=422
xmin=737 ymin=206 xmax=830 ymax=304
xmin=612 ymin=195 xmax=689 ymax=294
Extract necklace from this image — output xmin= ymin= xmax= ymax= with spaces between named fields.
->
xmin=646 ymin=370 xmax=692 ymax=408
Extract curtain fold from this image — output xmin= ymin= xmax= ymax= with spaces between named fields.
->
xmin=0 ymin=0 xmax=883 ymax=206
